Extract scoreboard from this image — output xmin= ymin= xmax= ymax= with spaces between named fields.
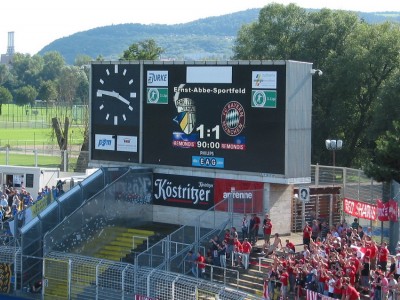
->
xmin=90 ymin=61 xmax=311 ymax=179
xmin=142 ymin=64 xmax=286 ymax=174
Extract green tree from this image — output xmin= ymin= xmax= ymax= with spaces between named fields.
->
xmin=233 ymin=4 xmax=308 ymax=60
xmin=0 ymin=64 xmax=16 ymax=93
xmin=41 ymin=51 xmax=65 ymax=81
xmin=0 ymin=65 xmax=12 ymax=86
xmin=57 ymin=66 xmax=86 ymax=105
xmin=38 ymin=80 xmax=58 ymax=101
xmin=233 ymin=4 xmax=400 ymax=168
xmin=317 ymin=21 xmax=400 ymax=167
xmin=120 ymin=39 xmax=164 ymax=60
xmin=364 ymin=120 xmax=400 ymax=183
xmin=11 ymin=53 xmax=44 ymax=87
xmin=74 ymin=54 xmax=92 ymax=68
xmin=14 ymin=85 xmax=38 ymax=106
xmin=0 ymin=86 xmax=12 ymax=115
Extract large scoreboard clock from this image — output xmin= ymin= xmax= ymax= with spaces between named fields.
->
xmin=93 ymin=64 xmax=137 ymax=126
xmin=91 ymin=63 xmax=141 ymax=162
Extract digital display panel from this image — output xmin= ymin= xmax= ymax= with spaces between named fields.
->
xmin=142 ymin=64 xmax=286 ymax=174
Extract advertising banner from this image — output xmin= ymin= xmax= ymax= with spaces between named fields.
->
xmin=343 ymin=198 xmax=377 ymax=221
xmin=213 ymin=178 xmax=263 ymax=213
xmin=152 ymin=174 xmax=264 ymax=212
xmin=377 ymin=199 xmax=398 ymax=222
xmin=152 ymin=173 xmax=215 ymax=210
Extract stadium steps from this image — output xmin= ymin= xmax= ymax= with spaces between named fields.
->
xmin=45 ymin=223 xmax=180 ymax=299
xmin=93 ymin=227 xmax=155 ymax=261
xmin=202 ymin=249 xmax=273 ymax=298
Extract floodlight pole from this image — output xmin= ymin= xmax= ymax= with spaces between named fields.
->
xmin=325 ymin=139 xmax=343 ymax=223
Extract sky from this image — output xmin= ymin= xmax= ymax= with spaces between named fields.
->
xmin=1 ymin=0 xmax=399 ymax=56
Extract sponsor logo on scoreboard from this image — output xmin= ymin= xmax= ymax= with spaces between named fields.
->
xmin=172 ymin=132 xmax=198 ymax=148
xmin=251 ymin=90 xmax=277 ymax=108
xmin=147 ymin=88 xmax=168 ymax=104
xmin=192 ymin=156 xmax=224 ymax=168
xmin=252 ymin=71 xmax=277 ymax=89
xmin=147 ymin=70 xmax=168 ymax=86
xmin=95 ymin=134 xmax=115 ymax=151
xmin=116 ymin=135 xmax=137 ymax=152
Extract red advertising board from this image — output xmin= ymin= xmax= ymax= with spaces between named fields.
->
xmin=214 ymin=178 xmax=263 ymax=213
xmin=343 ymin=198 xmax=377 ymax=221
xmin=152 ymin=174 xmax=264 ymax=213
xmin=377 ymin=199 xmax=398 ymax=222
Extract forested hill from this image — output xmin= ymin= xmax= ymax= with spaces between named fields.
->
xmin=38 ymin=9 xmax=400 ymax=65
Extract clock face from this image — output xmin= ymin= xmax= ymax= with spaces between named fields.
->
xmin=92 ymin=64 xmax=138 ymax=126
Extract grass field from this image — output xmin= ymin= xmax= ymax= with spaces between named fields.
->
xmin=0 ymin=103 xmax=88 ymax=125
xmin=0 ymin=104 xmax=85 ymax=169
xmin=0 ymin=152 xmax=78 ymax=168
xmin=0 ymin=104 xmax=86 ymax=147
xmin=0 ymin=128 xmax=85 ymax=147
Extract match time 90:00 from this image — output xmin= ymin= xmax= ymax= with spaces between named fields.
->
xmin=197 ymin=141 xmax=220 ymax=149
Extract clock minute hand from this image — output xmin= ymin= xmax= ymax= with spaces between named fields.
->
xmin=97 ymin=89 xmax=118 ymax=98
xmin=97 ymin=89 xmax=130 ymax=106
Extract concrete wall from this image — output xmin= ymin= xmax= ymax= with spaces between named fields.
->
xmin=153 ymin=205 xmax=230 ymax=229
xmin=152 ymin=182 xmax=294 ymax=236
xmin=268 ymin=183 xmax=293 ymax=235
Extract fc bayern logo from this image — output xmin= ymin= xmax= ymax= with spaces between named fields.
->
xmin=221 ymin=101 xmax=245 ymax=136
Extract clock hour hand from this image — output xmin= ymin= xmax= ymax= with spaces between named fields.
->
xmin=116 ymin=94 xmax=130 ymax=105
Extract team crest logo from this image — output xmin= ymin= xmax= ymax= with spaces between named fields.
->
xmin=174 ymin=98 xmax=196 ymax=134
xmin=221 ymin=101 xmax=245 ymax=136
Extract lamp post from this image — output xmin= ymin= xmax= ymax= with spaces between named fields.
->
xmin=325 ymin=139 xmax=343 ymax=168
xmin=325 ymin=139 xmax=343 ymax=226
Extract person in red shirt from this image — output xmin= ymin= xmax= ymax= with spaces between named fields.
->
xmin=196 ymin=250 xmax=206 ymax=278
xmin=333 ymin=274 xmax=343 ymax=299
xmin=249 ymin=214 xmax=261 ymax=245
xmin=280 ymin=268 xmax=289 ymax=299
xmin=367 ymin=240 xmax=378 ymax=270
xmin=303 ymin=222 xmax=312 ymax=248
xmin=241 ymin=238 xmax=252 ymax=269
xmin=343 ymin=279 xmax=360 ymax=300
xmin=378 ymin=242 xmax=390 ymax=271
xmin=233 ymin=237 xmax=243 ymax=267
xmin=285 ymin=239 xmax=295 ymax=253
xmin=263 ymin=217 xmax=273 ymax=246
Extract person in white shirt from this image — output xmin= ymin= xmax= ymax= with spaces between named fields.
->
xmin=328 ymin=273 xmax=335 ymax=297
xmin=388 ymin=273 xmax=398 ymax=300
xmin=0 ymin=195 xmax=8 ymax=208
xmin=395 ymin=254 xmax=400 ymax=281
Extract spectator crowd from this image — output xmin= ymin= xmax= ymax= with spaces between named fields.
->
xmin=263 ymin=217 xmax=399 ymax=300
xmin=187 ymin=214 xmax=400 ymax=300
xmin=0 ymin=183 xmax=64 ymax=230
